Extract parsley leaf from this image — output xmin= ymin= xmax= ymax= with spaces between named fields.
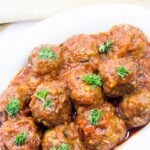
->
xmin=35 ymin=90 xmax=52 ymax=109
xmin=39 ymin=47 xmax=57 ymax=60
xmin=99 ymin=41 xmax=112 ymax=53
xmin=58 ymin=143 xmax=68 ymax=150
xmin=81 ymin=74 xmax=102 ymax=87
xmin=116 ymin=66 xmax=129 ymax=79
xmin=43 ymin=99 xmax=51 ymax=108
xmin=14 ymin=132 xmax=27 ymax=146
xmin=35 ymin=90 xmax=48 ymax=102
xmin=5 ymin=98 xmax=19 ymax=117
xmin=88 ymin=109 xmax=102 ymax=126
xmin=50 ymin=143 xmax=68 ymax=150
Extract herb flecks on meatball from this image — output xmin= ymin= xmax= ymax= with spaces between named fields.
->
xmin=108 ymin=24 xmax=148 ymax=59
xmin=42 ymin=123 xmax=85 ymax=150
xmin=29 ymin=81 xmax=71 ymax=127
xmin=75 ymin=103 xmax=127 ymax=150
xmin=0 ymin=24 xmax=149 ymax=150
xmin=67 ymin=67 xmax=104 ymax=106
xmin=62 ymin=34 xmax=100 ymax=71
xmin=29 ymin=44 xmax=63 ymax=77
xmin=99 ymin=57 xmax=138 ymax=97
xmin=0 ymin=65 xmax=41 ymax=124
xmin=0 ymin=117 xmax=41 ymax=150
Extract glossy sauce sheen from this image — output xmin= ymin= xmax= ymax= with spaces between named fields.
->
xmin=120 ymin=44 xmax=150 ymax=144
xmin=107 ymin=47 xmax=150 ymax=145
xmin=0 ymin=24 xmax=150 ymax=150
xmin=109 ymin=97 xmax=146 ymax=148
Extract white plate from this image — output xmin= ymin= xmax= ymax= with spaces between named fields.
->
xmin=0 ymin=4 xmax=150 ymax=150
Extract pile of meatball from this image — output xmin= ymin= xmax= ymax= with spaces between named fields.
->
xmin=0 ymin=24 xmax=149 ymax=150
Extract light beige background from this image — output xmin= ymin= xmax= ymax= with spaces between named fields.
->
xmin=0 ymin=0 xmax=150 ymax=24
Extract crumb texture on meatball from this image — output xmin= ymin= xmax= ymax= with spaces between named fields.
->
xmin=66 ymin=66 xmax=104 ymax=106
xmin=119 ymin=89 xmax=150 ymax=128
xmin=29 ymin=44 xmax=63 ymax=77
xmin=99 ymin=57 xmax=138 ymax=97
xmin=42 ymin=123 xmax=85 ymax=150
xmin=0 ymin=117 xmax=41 ymax=150
xmin=108 ymin=24 xmax=148 ymax=59
xmin=0 ymin=24 xmax=149 ymax=150
xmin=29 ymin=80 xmax=71 ymax=127
xmin=75 ymin=103 xmax=127 ymax=150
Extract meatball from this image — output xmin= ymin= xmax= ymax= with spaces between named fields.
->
xmin=0 ymin=117 xmax=41 ymax=150
xmin=42 ymin=123 xmax=84 ymax=150
xmin=107 ymin=24 xmax=148 ymax=59
xmin=119 ymin=89 xmax=150 ymax=128
xmin=75 ymin=103 xmax=126 ymax=150
xmin=66 ymin=66 xmax=104 ymax=106
xmin=29 ymin=81 xmax=71 ymax=127
xmin=62 ymin=34 xmax=99 ymax=70
xmin=0 ymin=85 xmax=30 ymax=126
xmin=137 ymin=57 xmax=150 ymax=89
xmin=99 ymin=57 xmax=138 ymax=97
xmin=0 ymin=65 xmax=41 ymax=125
xmin=29 ymin=44 xmax=63 ymax=77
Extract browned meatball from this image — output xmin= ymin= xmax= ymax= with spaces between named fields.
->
xmin=99 ymin=57 xmax=138 ymax=97
xmin=107 ymin=24 xmax=148 ymax=59
xmin=42 ymin=123 xmax=85 ymax=150
xmin=0 ymin=65 xmax=41 ymax=125
xmin=119 ymin=89 xmax=150 ymax=128
xmin=29 ymin=44 xmax=63 ymax=77
xmin=62 ymin=34 xmax=99 ymax=70
xmin=66 ymin=66 xmax=104 ymax=106
xmin=75 ymin=103 xmax=126 ymax=150
xmin=0 ymin=117 xmax=41 ymax=150
xmin=29 ymin=81 xmax=71 ymax=127
xmin=137 ymin=57 xmax=150 ymax=89
xmin=0 ymin=85 xmax=30 ymax=126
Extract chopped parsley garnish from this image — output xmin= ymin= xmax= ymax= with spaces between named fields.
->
xmin=35 ymin=90 xmax=48 ymax=102
xmin=88 ymin=109 xmax=102 ymax=126
xmin=58 ymin=143 xmax=68 ymax=150
xmin=5 ymin=98 xmax=19 ymax=117
xmin=99 ymin=41 xmax=112 ymax=53
xmin=81 ymin=74 xmax=102 ymax=87
xmin=43 ymin=99 xmax=51 ymax=108
xmin=39 ymin=47 xmax=57 ymax=60
xmin=35 ymin=90 xmax=52 ymax=109
xmin=14 ymin=132 xmax=27 ymax=146
xmin=50 ymin=143 xmax=68 ymax=150
xmin=116 ymin=66 xmax=129 ymax=79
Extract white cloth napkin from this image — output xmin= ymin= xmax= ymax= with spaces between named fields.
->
xmin=0 ymin=0 xmax=149 ymax=24
xmin=0 ymin=0 xmax=95 ymax=23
